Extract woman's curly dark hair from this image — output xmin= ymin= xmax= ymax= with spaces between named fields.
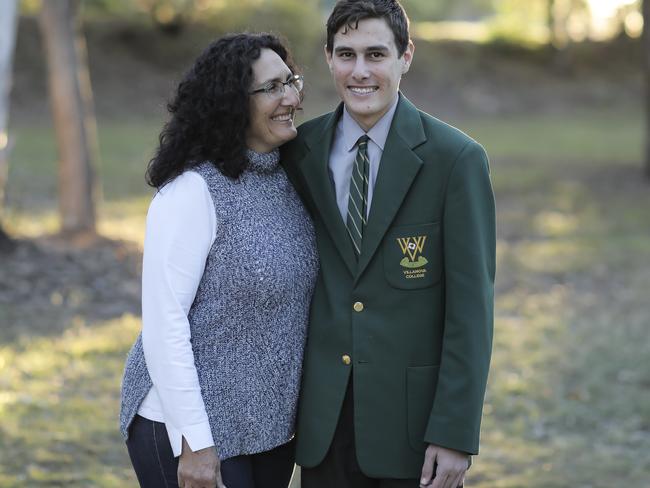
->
xmin=146 ymin=33 xmax=297 ymax=188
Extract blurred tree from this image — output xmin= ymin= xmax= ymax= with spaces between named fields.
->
xmin=642 ymin=0 xmax=650 ymax=179
xmin=138 ymin=0 xmax=195 ymax=34
xmin=240 ymin=0 xmax=324 ymax=60
xmin=39 ymin=0 xmax=99 ymax=237
xmin=401 ymin=0 xmax=492 ymax=21
xmin=548 ymin=0 xmax=557 ymax=44
xmin=621 ymin=1 xmax=644 ymax=39
xmin=489 ymin=0 xmax=553 ymax=45
xmin=0 ymin=0 xmax=19 ymax=249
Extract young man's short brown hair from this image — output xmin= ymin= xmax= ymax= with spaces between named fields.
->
xmin=326 ymin=0 xmax=411 ymax=57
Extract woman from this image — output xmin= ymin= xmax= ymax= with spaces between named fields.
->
xmin=119 ymin=33 xmax=319 ymax=488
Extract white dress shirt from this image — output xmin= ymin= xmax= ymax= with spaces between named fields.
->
xmin=137 ymin=170 xmax=217 ymax=457
xmin=328 ymin=96 xmax=399 ymax=222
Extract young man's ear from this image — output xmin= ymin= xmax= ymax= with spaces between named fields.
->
xmin=401 ymin=40 xmax=415 ymax=74
xmin=324 ymin=44 xmax=333 ymax=72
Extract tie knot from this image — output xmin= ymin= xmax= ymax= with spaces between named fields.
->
xmin=357 ymin=135 xmax=369 ymax=148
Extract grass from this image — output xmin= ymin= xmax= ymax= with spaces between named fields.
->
xmin=0 ymin=316 xmax=140 ymax=486
xmin=2 ymin=107 xmax=650 ymax=486
xmin=455 ymin=108 xmax=644 ymax=164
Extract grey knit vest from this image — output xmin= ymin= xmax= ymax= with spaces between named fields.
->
xmin=119 ymin=149 xmax=319 ymax=460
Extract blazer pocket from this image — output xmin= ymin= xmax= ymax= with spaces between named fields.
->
xmin=406 ymin=364 xmax=440 ymax=452
xmin=383 ymin=222 xmax=442 ymax=290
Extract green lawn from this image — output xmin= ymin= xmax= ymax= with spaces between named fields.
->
xmin=455 ymin=109 xmax=644 ymax=164
xmin=0 ymin=317 xmax=140 ymax=486
xmin=1 ymin=108 xmax=649 ymax=486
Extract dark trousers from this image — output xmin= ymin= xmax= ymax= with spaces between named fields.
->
xmin=126 ymin=415 xmax=296 ymax=488
xmin=301 ymin=379 xmax=420 ymax=488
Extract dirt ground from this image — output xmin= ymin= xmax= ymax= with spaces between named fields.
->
xmin=0 ymin=235 xmax=141 ymax=344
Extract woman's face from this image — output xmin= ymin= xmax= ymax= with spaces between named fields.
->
xmin=246 ymin=48 xmax=301 ymax=153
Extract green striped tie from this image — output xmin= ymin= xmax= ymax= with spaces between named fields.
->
xmin=346 ymin=135 xmax=370 ymax=258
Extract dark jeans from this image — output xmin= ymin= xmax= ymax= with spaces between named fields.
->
xmin=301 ymin=379 xmax=420 ymax=488
xmin=126 ymin=415 xmax=296 ymax=488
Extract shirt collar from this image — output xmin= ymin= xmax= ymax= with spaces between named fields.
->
xmin=341 ymin=95 xmax=400 ymax=152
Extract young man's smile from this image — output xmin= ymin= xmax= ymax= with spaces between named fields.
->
xmin=348 ymin=85 xmax=379 ymax=95
xmin=326 ymin=17 xmax=414 ymax=131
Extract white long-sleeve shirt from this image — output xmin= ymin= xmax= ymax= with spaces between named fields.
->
xmin=137 ymin=170 xmax=217 ymax=457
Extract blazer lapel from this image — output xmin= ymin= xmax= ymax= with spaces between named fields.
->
xmin=355 ymin=95 xmax=426 ymax=283
xmin=298 ymin=105 xmax=358 ymax=276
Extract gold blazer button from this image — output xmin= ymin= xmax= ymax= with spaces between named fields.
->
xmin=353 ymin=302 xmax=364 ymax=312
xmin=342 ymin=354 xmax=351 ymax=365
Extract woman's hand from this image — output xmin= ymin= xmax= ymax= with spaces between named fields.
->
xmin=177 ymin=437 xmax=225 ymax=488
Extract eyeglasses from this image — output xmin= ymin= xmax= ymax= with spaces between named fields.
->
xmin=249 ymin=74 xmax=304 ymax=99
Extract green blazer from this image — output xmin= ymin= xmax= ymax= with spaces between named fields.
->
xmin=281 ymin=94 xmax=495 ymax=479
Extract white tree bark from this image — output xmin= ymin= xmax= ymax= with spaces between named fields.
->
xmin=39 ymin=0 xmax=98 ymax=235
xmin=0 ymin=0 xmax=19 ymax=239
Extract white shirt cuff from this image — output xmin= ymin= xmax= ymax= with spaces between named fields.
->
xmin=167 ymin=420 xmax=216 ymax=458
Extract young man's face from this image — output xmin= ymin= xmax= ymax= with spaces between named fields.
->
xmin=326 ymin=17 xmax=414 ymax=131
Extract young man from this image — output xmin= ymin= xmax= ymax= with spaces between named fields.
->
xmin=281 ymin=1 xmax=495 ymax=487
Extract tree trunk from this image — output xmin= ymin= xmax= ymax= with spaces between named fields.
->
xmin=644 ymin=0 xmax=650 ymax=179
xmin=39 ymin=0 xmax=99 ymax=235
xmin=547 ymin=0 xmax=556 ymax=46
xmin=0 ymin=0 xmax=19 ymax=248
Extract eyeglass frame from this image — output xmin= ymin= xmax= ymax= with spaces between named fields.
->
xmin=249 ymin=74 xmax=304 ymax=98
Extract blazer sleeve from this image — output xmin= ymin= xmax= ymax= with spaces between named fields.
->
xmin=423 ymin=140 xmax=496 ymax=454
